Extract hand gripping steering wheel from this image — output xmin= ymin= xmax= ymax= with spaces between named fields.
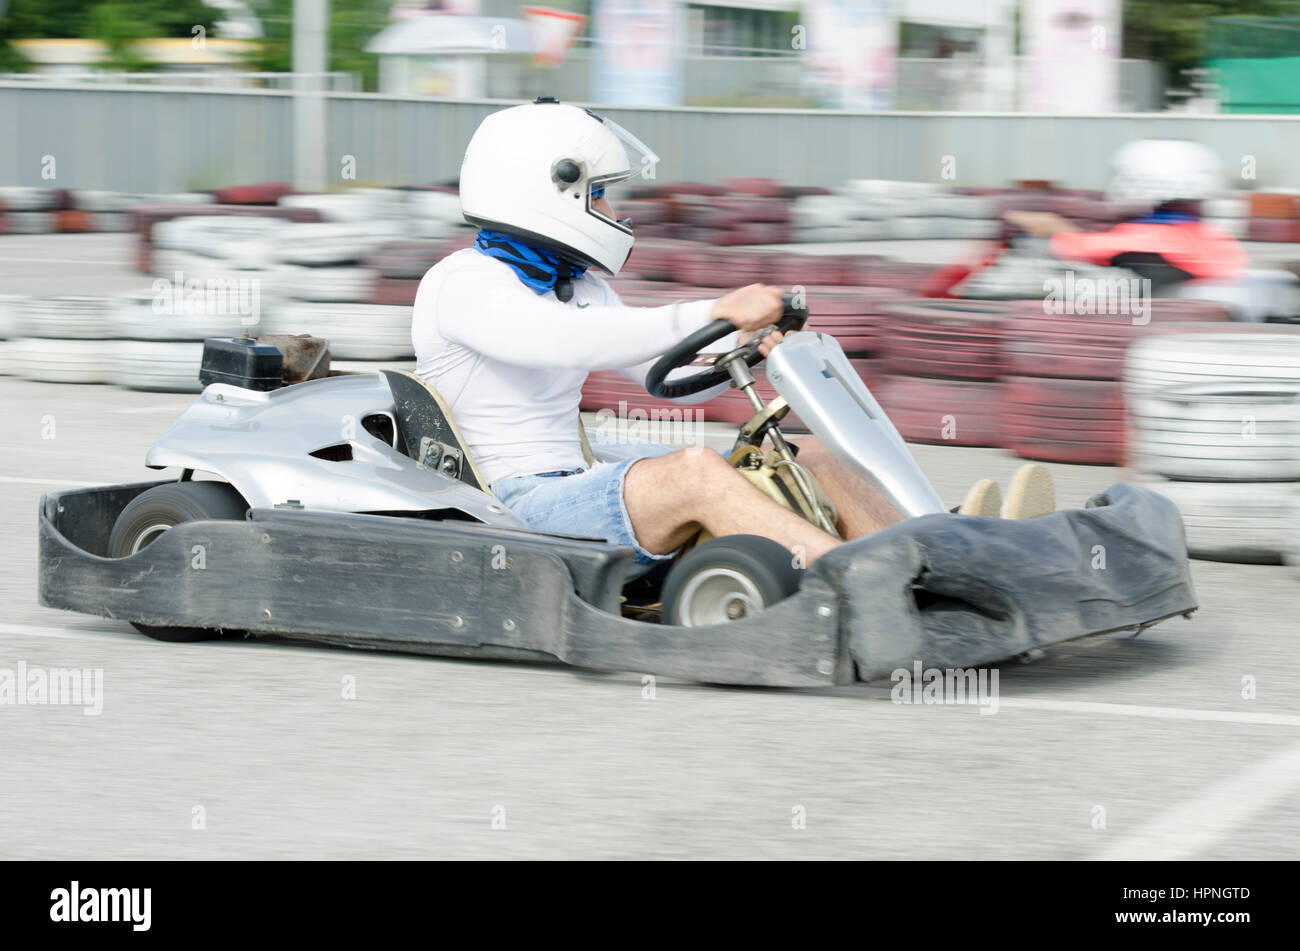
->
xmin=644 ymin=295 xmax=808 ymax=399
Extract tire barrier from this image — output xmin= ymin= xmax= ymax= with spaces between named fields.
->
xmin=266 ymin=303 xmax=414 ymax=361
xmin=1134 ymin=479 xmax=1300 ymax=564
xmin=1129 ymin=383 xmax=1300 ymax=483
xmin=881 ymin=299 xmax=1010 ymax=380
xmin=111 ymin=291 xmax=259 ymax=342
xmin=874 ymin=376 xmax=1003 ymax=447
xmin=11 ymin=339 xmax=114 ymax=384
xmin=1002 ymin=300 xmax=1230 ymax=380
xmin=110 ymin=340 xmax=206 ymax=393
xmin=17 ymin=297 xmax=116 ymax=339
xmin=1001 ymin=376 xmax=1126 ymax=465
xmin=1125 ymin=330 xmax=1300 ymax=395
xmin=279 ymin=266 xmax=379 ymax=303
xmin=1123 ymin=330 xmax=1300 ymax=562
xmin=362 ymin=239 xmax=448 ymax=280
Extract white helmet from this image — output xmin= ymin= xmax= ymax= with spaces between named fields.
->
xmin=1106 ymin=139 xmax=1223 ymax=208
xmin=459 ymin=97 xmax=659 ymax=275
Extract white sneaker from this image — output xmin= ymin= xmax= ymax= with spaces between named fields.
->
xmin=1002 ymin=463 xmax=1056 ymax=519
xmin=958 ymin=478 xmax=1003 ymax=517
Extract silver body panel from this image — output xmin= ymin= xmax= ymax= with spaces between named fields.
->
xmin=1173 ymin=269 xmax=1300 ymax=323
xmin=766 ymin=332 xmax=947 ymax=518
xmin=145 ymin=373 xmax=527 ymax=528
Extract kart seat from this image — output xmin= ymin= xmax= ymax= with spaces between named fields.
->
xmin=382 ymin=370 xmax=595 ymax=498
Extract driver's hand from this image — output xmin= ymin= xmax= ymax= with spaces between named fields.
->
xmin=712 ymin=283 xmax=784 ymax=332
xmin=1001 ymin=210 xmax=1072 ymax=238
xmin=738 ymin=327 xmax=784 ymax=356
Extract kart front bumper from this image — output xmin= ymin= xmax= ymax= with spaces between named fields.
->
xmin=39 ymin=481 xmax=1195 ymax=686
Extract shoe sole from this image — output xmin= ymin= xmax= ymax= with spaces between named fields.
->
xmin=1003 ymin=463 xmax=1056 ymax=519
xmin=958 ymin=478 xmax=1003 ymax=517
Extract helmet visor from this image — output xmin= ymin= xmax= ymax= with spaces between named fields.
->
xmin=586 ymin=112 xmax=659 ymax=188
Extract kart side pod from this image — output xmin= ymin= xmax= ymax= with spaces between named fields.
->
xmin=39 ymin=481 xmax=1196 ymax=686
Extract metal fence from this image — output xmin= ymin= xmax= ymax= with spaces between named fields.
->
xmin=3 ymin=81 xmax=1300 ymax=193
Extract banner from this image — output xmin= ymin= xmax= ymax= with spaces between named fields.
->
xmin=522 ymin=6 xmax=587 ymax=67
xmin=803 ymin=0 xmax=898 ymax=110
xmin=1022 ymin=0 xmax=1121 ymax=112
xmin=590 ymin=0 xmax=683 ymax=107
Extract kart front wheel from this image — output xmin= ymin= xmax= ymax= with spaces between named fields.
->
xmin=108 ymin=481 xmax=250 ymax=642
xmin=661 ymin=535 xmax=802 ymax=627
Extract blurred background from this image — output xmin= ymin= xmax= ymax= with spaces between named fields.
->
xmin=3 ymin=3 xmax=1300 ymax=865
xmin=0 ymin=0 xmax=1299 ymax=567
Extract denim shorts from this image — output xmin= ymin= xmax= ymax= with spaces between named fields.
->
xmin=490 ymin=438 xmax=685 ymax=569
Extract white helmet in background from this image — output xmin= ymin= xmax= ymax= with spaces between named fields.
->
xmin=1106 ymin=139 xmax=1223 ymax=208
xmin=459 ymin=97 xmax=659 ymax=275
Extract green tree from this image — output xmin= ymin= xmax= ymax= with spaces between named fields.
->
xmin=0 ymin=0 xmax=222 ymax=72
xmin=245 ymin=0 xmax=393 ymax=90
xmin=1123 ymin=0 xmax=1300 ymax=91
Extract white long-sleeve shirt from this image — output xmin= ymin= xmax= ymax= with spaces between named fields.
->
xmin=412 ymin=249 xmax=724 ymax=485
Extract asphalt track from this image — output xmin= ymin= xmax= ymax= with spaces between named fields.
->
xmin=2 ymin=235 xmax=1298 ymax=859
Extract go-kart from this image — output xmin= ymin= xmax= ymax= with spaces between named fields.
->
xmin=38 ymin=299 xmax=1197 ymax=686
xmin=930 ymin=231 xmax=1300 ymax=322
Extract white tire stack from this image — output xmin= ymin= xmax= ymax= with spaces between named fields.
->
xmin=403 ymin=191 xmax=465 ymax=240
xmin=109 ymin=290 xmax=263 ymax=392
xmin=1202 ymin=195 xmax=1249 ymax=240
xmin=1130 ymin=384 xmax=1300 ymax=482
xmin=0 ymin=187 xmax=57 ymax=211
xmin=1126 ymin=332 xmax=1300 ymax=562
xmin=111 ymin=341 xmax=206 ymax=392
xmin=13 ymin=297 xmax=118 ymax=384
xmin=279 ymin=266 xmax=378 ymax=302
xmin=10 ymin=339 xmax=115 ymax=384
xmin=0 ymin=295 xmax=19 ymax=376
xmin=75 ymin=191 xmax=133 ymax=232
xmin=266 ymin=303 xmax=413 ymax=361
xmin=278 ymin=192 xmax=387 ymax=223
xmin=1126 ymin=332 xmax=1300 ymax=395
xmin=1133 ymin=479 xmax=1300 ymax=564
xmin=275 ymin=222 xmax=399 ymax=266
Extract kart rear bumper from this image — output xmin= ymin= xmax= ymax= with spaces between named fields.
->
xmin=38 ymin=481 xmax=1195 ymax=686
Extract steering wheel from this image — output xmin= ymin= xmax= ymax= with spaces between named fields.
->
xmin=644 ymin=295 xmax=809 ymax=399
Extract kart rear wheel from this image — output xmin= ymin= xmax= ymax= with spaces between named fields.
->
xmin=108 ymin=481 xmax=250 ymax=642
xmin=661 ymin=535 xmax=802 ymax=627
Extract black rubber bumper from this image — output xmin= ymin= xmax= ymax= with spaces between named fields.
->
xmin=38 ymin=481 xmax=1196 ymax=686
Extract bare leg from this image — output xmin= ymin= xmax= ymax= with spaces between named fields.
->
xmin=623 ymin=447 xmax=840 ymax=563
xmin=793 ymin=437 xmax=907 ymax=539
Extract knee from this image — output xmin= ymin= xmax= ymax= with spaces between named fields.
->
xmin=669 ymin=447 xmax=741 ymax=494
xmin=795 ymin=436 xmax=829 ymax=468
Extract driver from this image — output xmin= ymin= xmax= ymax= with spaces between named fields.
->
xmin=1003 ymin=139 xmax=1246 ymax=292
xmin=413 ymin=98 xmax=1055 ymax=571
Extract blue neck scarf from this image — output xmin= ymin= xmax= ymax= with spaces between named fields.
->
xmin=474 ymin=229 xmax=589 ymax=302
xmin=1132 ymin=209 xmax=1200 ymax=225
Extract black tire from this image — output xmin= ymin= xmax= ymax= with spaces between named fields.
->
xmin=661 ymin=535 xmax=802 ymax=627
xmin=108 ymin=481 xmax=250 ymax=642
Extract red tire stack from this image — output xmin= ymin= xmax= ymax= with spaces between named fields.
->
xmin=1246 ymin=193 xmax=1300 ymax=242
xmin=583 ymin=281 xmax=795 ymax=427
xmin=847 ymin=258 xmax=941 ymax=294
xmin=997 ymin=299 xmax=1230 ymax=464
xmin=213 ymin=182 xmax=295 ymax=206
xmin=876 ymin=299 xmax=1011 ymax=447
xmin=362 ymin=239 xmax=463 ymax=305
